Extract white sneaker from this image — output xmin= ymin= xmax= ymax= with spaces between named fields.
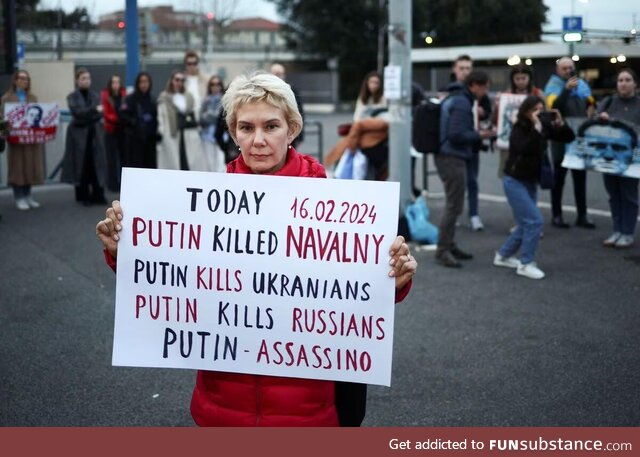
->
xmin=603 ymin=232 xmax=621 ymax=247
xmin=614 ymin=234 xmax=634 ymax=248
xmin=470 ymin=215 xmax=484 ymax=231
xmin=493 ymin=252 xmax=520 ymax=269
xmin=517 ymin=262 xmax=545 ymax=280
xmin=27 ymin=197 xmax=40 ymax=209
xmin=15 ymin=198 xmax=30 ymax=211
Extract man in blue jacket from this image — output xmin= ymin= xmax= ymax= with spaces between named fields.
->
xmin=544 ymin=57 xmax=596 ymax=229
xmin=435 ymin=71 xmax=496 ymax=268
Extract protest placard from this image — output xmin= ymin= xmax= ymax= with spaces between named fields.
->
xmin=496 ymin=93 xmax=526 ymax=149
xmin=113 ymin=168 xmax=401 ymax=386
xmin=562 ymin=118 xmax=640 ymax=178
xmin=3 ymin=103 xmax=59 ymax=144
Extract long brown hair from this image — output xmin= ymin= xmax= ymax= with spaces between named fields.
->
xmin=358 ymin=71 xmax=383 ymax=104
xmin=516 ymin=95 xmax=545 ymax=128
xmin=165 ymin=70 xmax=186 ymax=94
xmin=9 ymin=70 xmax=31 ymax=94
xmin=105 ymin=75 xmax=123 ymax=97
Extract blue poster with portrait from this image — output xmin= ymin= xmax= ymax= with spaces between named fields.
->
xmin=562 ymin=118 xmax=640 ymax=178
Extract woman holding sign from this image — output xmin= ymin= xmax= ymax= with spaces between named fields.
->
xmin=597 ymin=68 xmax=640 ymax=248
xmin=96 ymin=72 xmax=417 ymax=427
xmin=0 ymin=70 xmax=44 ymax=210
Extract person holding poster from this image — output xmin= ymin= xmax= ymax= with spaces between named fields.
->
xmin=0 ymin=70 xmax=44 ymax=210
xmin=596 ymin=68 xmax=640 ymax=248
xmin=61 ymin=68 xmax=108 ymax=206
xmin=96 ymin=72 xmax=417 ymax=427
xmin=494 ymin=65 xmax=544 ymax=178
xmin=494 ymin=96 xmax=574 ymax=279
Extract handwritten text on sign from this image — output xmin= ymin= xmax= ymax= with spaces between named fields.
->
xmin=114 ymin=168 xmax=400 ymax=386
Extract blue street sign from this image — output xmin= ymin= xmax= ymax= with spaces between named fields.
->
xmin=17 ymin=43 xmax=25 ymax=62
xmin=562 ymin=16 xmax=583 ymax=32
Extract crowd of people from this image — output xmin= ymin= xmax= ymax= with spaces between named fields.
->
xmin=2 ymin=50 xmax=636 ymax=267
xmin=430 ymin=55 xmax=639 ymax=279
xmin=319 ymin=53 xmax=638 ymax=279
xmin=0 ymin=43 xmax=637 ymax=427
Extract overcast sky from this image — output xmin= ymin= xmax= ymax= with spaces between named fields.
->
xmin=47 ymin=0 xmax=640 ymax=32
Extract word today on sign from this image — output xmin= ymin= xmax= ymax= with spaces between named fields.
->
xmin=113 ymin=167 xmax=401 ymax=386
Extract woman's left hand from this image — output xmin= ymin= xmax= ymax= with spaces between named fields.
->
xmin=388 ymin=235 xmax=417 ymax=290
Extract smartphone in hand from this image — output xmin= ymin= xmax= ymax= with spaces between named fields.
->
xmin=538 ymin=111 xmax=558 ymax=126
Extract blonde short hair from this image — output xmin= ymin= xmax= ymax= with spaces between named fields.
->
xmin=222 ymin=72 xmax=302 ymax=142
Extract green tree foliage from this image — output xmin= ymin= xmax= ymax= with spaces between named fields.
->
xmin=266 ymin=0 xmax=549 ymax=99
xmin=269 ymin=0 xmax=385 ymax=99
xmin=413 ymin=0 xmax=547 ymax=47
xmin=17 ymin=0 xmax=93 ymax=30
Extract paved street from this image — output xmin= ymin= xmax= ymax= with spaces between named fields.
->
xmin=1 ymin=111 xmax=639 ymax=426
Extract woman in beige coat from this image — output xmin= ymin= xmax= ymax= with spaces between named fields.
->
xmin=1 ymin=70 xmax=44 ymax=210
xmin=156 ymin=70 xmax=208 ymax=171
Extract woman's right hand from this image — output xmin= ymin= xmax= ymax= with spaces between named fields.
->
xmin=599 ymin=111 xmax=610 ymax=121
xmin=96 ymin=200 xmax=123 ymax=259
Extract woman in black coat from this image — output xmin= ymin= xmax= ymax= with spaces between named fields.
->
xmin=119 ymin=72 xmax=159 ymax=169
xmin=494 ymin=95 xmax=574 ymax=280
xmin=61 ymin=68 xmax=107 ymax=205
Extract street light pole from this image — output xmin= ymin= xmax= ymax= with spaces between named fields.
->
xmin=387 ymin=0 xmax=412 ymax=210
xmin=376 ymin=0 xmax=385 ymax=74
xmin=124 ymin=0 xmax=140 ymax=88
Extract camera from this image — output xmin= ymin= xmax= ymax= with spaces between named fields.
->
xmin=569 ymin=69 xmax=577 ymax=78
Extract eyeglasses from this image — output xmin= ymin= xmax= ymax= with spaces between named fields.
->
xmin=210 ymin=82 xmax=222 ymax=87
xmin=173 ymin=78 xmax=185 ymax=82
xmin=186 ymin=61 xmax=198 ymax=66
xmin=17 ymin=76 xmax=30 ymax=80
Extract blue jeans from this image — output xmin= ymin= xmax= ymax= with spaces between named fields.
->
xmin=466 ymin=152 xmax=479 ymax=218
xmin=603 ymin=174 xmax=639 ymax=236
xmin=499 ymin=176 xmax=543 ymax=265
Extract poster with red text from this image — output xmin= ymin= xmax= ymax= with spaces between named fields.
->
xmin=3 ymin=102 xmax=59 ymax=145
xmin=113 ymin=168 xmax=401 ymax=386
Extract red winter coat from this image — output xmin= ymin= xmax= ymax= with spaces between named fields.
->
xmin=190 ymin=148 xmax=339 ymax=426
xmin=105 ymin=148 xmax=412 ymax=426
xmin=101 ymin=88 xmax=126 ymax=135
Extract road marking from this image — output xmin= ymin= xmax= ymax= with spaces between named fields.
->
xmin=425 ymin=191 xmax=640 ymax=221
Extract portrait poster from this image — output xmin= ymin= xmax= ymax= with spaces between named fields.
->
xmin=3 ymin=102 xmax=60 ymax=145
xmin=562 ymin=118 xmax=640 ymax=178
xmin=113 ymin=168 xmax=401 ymax=386
xmin=496 ymin=93 xmax=527 ymax=149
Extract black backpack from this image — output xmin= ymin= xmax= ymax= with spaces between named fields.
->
xmin=412 ymin=98 xmax=442 ymax=154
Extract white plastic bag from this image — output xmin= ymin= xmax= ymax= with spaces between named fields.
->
xmin=334 ymin=149 xmax=354 ymax=179
xmin=352 ymin=149 xmax=368 ymax=180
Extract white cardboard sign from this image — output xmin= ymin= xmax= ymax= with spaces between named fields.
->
xmin=113 ymin=168 xmax=400 ymax=386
